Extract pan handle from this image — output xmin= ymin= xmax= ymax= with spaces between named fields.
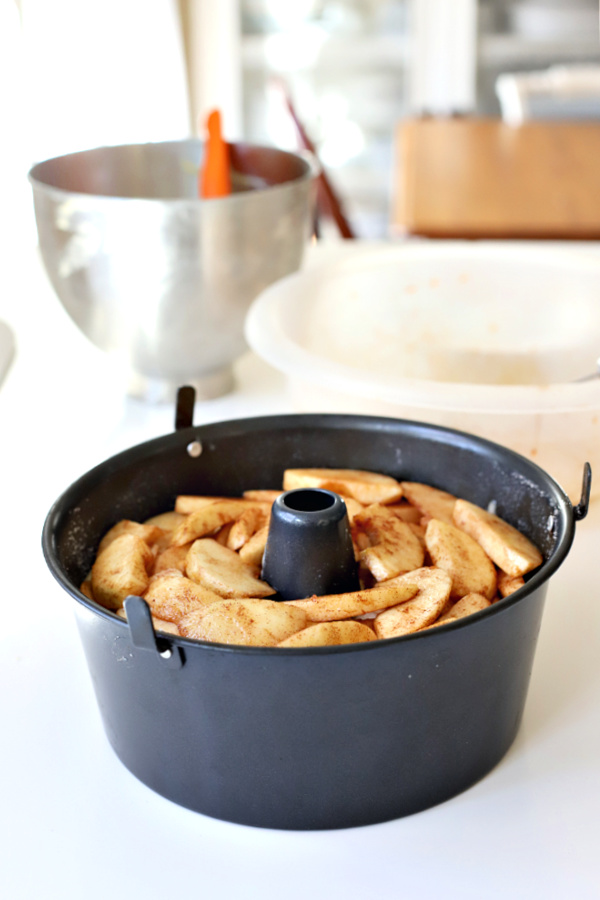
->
xmin=574 ymin=462 xmax=592 ymax=522
xmin=124 ymin=595 xmax=184 ymax=669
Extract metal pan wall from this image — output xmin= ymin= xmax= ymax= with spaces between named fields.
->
xmin=42 ymin=414 xmax=581 ymax=829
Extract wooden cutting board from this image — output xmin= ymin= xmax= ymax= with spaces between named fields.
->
xmin=392 ymin=118 xmax=600 ymax=239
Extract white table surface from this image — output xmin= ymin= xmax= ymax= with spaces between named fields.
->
xmin=1 ymin=241 xmax=599 ymax=900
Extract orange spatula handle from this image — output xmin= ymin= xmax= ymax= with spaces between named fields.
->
xmin=199 ymin=109 xmax=231 ymax=199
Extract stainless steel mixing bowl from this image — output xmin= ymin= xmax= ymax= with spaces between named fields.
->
xmin=29 ymin=139 xmax=317 ymax=401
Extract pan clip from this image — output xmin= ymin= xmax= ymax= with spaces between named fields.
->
xmin=175 ymin=385 xmax=196 ymax=431
xmin=124 ymin=595 xmax=184 ymax=669
xmin=574 ymin=462 xmax=592 ymax=521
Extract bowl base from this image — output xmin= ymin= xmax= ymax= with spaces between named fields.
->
xmin=127 ymin=365 xmax=235 ymax=404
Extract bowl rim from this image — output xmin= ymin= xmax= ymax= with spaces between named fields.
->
xmin=41 ymin=412 xmax=578 ymax=657
xmin=28 ymin=138 xmax=319 ymax=204
xmin=245 ymin=242 xmax=600 ymax=414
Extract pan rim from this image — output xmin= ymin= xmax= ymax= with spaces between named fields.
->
xmin=42 ymin=412 xmax=577 ymax=656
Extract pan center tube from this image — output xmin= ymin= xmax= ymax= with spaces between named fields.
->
xmin=261 ymin=488 xmax=360 ymax=601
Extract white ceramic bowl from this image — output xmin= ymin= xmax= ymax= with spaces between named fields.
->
xmin=246 ymin=242 xmax=600 ymax=499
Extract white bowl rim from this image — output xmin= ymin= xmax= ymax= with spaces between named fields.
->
xmin=245 ymin=241 xmax=600 ymax=415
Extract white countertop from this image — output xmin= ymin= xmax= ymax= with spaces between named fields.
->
xmin=1 ymin=242 xmax=599 ymax=900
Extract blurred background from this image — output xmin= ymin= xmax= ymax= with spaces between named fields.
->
xmin=2 ymin=0 xmax=600 ymax=246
